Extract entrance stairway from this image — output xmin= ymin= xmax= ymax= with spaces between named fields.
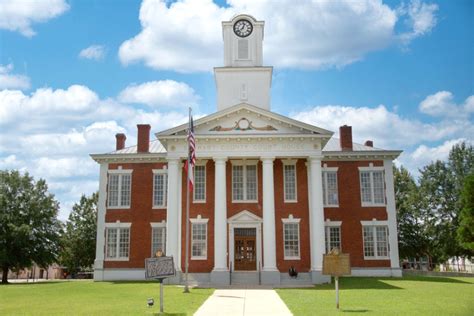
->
xmin=231 ymin=271 xmax=259 ymax=285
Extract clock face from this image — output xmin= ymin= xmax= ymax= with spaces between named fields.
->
xmin=233 ymin=19 xmax=253 ymax=38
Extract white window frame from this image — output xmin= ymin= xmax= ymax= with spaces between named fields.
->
xmin=105 ymin=222 xmax=131 ymax=261
xmin=152 ymin=168 xmax=168 ymax=209
xmin=231 ymin=160 xmax=258 ymax=203
xmin=282 ymin=216 xmax=301 ymax=260
xmin=325 ymin=220 xmax=342 ymax=253
xmin=282 ymin=159 xmax=298 ymax=203
xmin=359 ymin=164 xmax=386 ymax=207
xmin=107 ymin=169 xmax=133 ymax=209
xmin=150 ymin=221 xmax=166 ymax=257
xmin=193 ymin=161 xmax=207 ymax=203
xmin=322 ymin=165 xmax=339 ymax=207
xmin=190 ymin=216 xmax=209 ymax=260
xmin=361 ymin=220 xmax=390 ymax=260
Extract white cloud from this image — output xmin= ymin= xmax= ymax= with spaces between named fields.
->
xmin=118 ymin=80 xmax=200 ymax=108
xmin=79 ymin=45 xmax=106 ymax=61
xmin=398 ymin=0 xmax=438 ymax=44
xmin=119 ymin=0 xmax=437 ymax=72
xmin=419 ymin=91 xmax=473 ymax=117
xmin=0 ymin=0 xmax=70 ymax=37
xmin=0 ymin=64 xmax=30 ymax=90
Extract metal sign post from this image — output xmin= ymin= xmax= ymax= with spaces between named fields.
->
xmin=145 ymin=256 xmax=176 ymax=314
xmin=322 ymin=249 xmax=351 ymax=310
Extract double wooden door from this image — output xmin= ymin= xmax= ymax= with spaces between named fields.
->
xmin=234 ymin=228 xmax=256 ymax=271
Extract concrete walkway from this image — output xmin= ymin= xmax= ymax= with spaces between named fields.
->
xmin=194 ymin=289 xmax=292 ymax=316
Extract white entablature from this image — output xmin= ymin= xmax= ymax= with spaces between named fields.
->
xmin=156 ymin=103 xmax=333 ymax=159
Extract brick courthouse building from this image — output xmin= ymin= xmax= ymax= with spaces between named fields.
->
xmin=91 ymin=14 xmax=402 ymax=285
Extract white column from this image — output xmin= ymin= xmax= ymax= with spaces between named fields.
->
xmin=384 ymin=159 xmax=401 ymax=269
xmin=308 ymin=156 xmax=325 ymax=271
xmin=213 ymin=157 xmax=228 ymax=271
xmin=262 ymin=157 xmax=277 ymax=271
xmin=166 ymin=158 xmax=180 ymax=270
xmin=94 ymin=162 xmax=108 ymax=280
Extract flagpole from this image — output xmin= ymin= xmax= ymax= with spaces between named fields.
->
xmin=184 ymin=107 xmax=191 ymax=293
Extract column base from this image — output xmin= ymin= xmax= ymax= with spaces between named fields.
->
xmin=164 ymin=271 xmax=182 ymax=285
xmin=310 ymin=270 xmax=331 ymax=284
xmin=210 ymin=270 xmax=230 ymax=285
xmin=391 ymin=268 xmax=402 ymax=277
xmin=261 ymin=271 xmax=281 ymax=285
xmin=93 ymin=268 xmax=104 ymax=281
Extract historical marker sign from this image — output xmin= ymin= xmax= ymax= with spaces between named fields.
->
xmin=145 ymin=256 xmax=175 ymax=280
xmin=323 ymin=253 xmax=351 ymax=276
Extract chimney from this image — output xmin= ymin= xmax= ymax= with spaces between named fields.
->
xmin=339 ymin=125 xmax=353 ymax=151
xmin=137 ymin=124 xmax=151 ymax=153
xmin=115 ymin=133 xmax=126 ymax=150
xmin=364 ymin=140 xmax=373 ymax=147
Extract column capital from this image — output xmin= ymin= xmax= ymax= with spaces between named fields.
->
xmin=166 ymin=157 xmax=181 ymax=164
xmin=307 ymin=155 xmax=323 ymax=163
xmin=261 ymin=156 xmax=275 ymax=163
xmin=213 ymin=156 xmax=228 ymax=163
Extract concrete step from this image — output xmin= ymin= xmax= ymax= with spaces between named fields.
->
xmin=280 ymin=272 xmax=313 ymax=286
xmin=231 ymin=271 xmax=260 ymax=285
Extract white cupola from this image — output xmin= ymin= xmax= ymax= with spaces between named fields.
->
xmin=214 ymin=14 xmax=273 ymax=111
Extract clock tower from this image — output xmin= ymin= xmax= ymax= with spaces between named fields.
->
xmin=214 ymin=14 xmax=273 ymax=111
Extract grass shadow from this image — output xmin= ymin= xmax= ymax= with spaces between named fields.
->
xmin=2 ymin=281 xmax=67 ymax=286
xmin=310 ymin=278 xmax=402 ymax=290
xmin=392 ymin=275 xmax=473 ymax=284
xmin=341 ymin=309 xmax=370 ymax=313
xmin=152 ymin=313 xmax=186 ymax=316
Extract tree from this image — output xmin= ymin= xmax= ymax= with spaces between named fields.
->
xmin=457 ymin=174 xmax=474 ymax=251
xmin=394 ymin=166 xmax=430 ymax=261
xmin=418 ymin=142 xmax=474 ymax=264
xmin=0 ymin=170 xmax=62 ymax=284
xmin=60 ymin=193 xmax=98 ymax=275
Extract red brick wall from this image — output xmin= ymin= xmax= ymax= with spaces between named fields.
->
xmin=104 ymin=162 xmax=167 ymax=269
xmin=274 ymin=159 xmax=311 ymax=272
xmin=323 ymin=160 xmax=390 ymax=268
xmin=181 ymin=160 xmax=215 ymax=272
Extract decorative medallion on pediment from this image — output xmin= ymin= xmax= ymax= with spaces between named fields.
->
xmin=210 ymin=118 xmax=277 ymax=132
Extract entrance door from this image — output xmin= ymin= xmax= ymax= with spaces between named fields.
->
xmin=234 ymin=228 xmax=257 ymax=271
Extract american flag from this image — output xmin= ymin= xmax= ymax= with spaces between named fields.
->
xmin=185 ymin=115 xmax=196 ymax=191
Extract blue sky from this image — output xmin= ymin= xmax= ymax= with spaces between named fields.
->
xmin=1 ymin=0 xmax=473 ymax=219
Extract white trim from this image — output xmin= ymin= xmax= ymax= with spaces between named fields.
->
xmin=281 ymin=215 xmax=301 ymax=224
xmin=384 ymin=159 xmax=401 ymax=268
xmin=324 ymin=220 xmax=342 ymax=227
xmin=322 ymin=164 xmax=338 ymax=172
xmin=195 ymin=159 xmax=209 ymax=166
xmin=230 ymin=159 xmax=259 ymax=165
xmin=360 ymin=219 xmax=388 ymax=226
xmin=190 ymin=215 xmax=210 ymax=224
xmin=358 ymin=166 xmax=385 ymax=172
xmin=94 ymin=163 xmax=108 ymax=276
xmin=105 ymin=221 xmax=132 ymax=228
xmin=283 ymin=161 xmax=298 ymax=203
xmin=108 ymin=169 xmax=133 ymax=174
xmin=150 ymin=221 xmax=166 ymax=228
xmin=152 ymin=168 xmax=167 ymax=174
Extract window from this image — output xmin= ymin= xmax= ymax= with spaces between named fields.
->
xmin=232 ymin=162 xmax=258 ymax=202
xmin=105 ymin=226 xmax=130 ymax=260
xmin=282 ymin=216 xmax=301 ymax=260
xmin=283 ymin=162 xmax=297 ymax=202
xmin=325 ymin=226 xmax=341 ymax=253
xmin=107 ymin=171 xmax=132 ymax=208
xmin=153 ymin=170 xmax=167 ymax=208
xmin=151 ymin=226 xmax=166 ymax=257
xmin=362 ymin=225 xmax=389 ymax=259
xmin=193 ymin=165 xmax=206 ymax=202
xmin=191 ymin=217 xmax=208 ymax=260
xmin=322 ymin=169 xmax=339 ymax=206
xmin=359 ymin=167 xmax=385 ymax=206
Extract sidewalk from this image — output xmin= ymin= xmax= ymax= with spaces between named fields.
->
xmin=194 ymin=288 xmax=292 ymax=316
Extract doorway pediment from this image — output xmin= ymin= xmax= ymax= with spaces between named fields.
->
xmin=228 ymin=210 xmax=262 ymax=223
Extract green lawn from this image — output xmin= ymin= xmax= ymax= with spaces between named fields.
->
xmin=0 ymin=281 xmax=213 ymax=316
xmin=276 ymin=276 xmax=474 ymax=316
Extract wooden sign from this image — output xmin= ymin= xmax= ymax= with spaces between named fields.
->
xmin=323 ymin=253 xmax=351 ymax=276
xmin=145 ymin=256 xmax=175 ymax=280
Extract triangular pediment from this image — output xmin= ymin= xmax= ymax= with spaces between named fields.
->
xmin=156 ymin=103 xmax=333 ymax=138
xmin=227 ymin=210 xmax=262 ymax=223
